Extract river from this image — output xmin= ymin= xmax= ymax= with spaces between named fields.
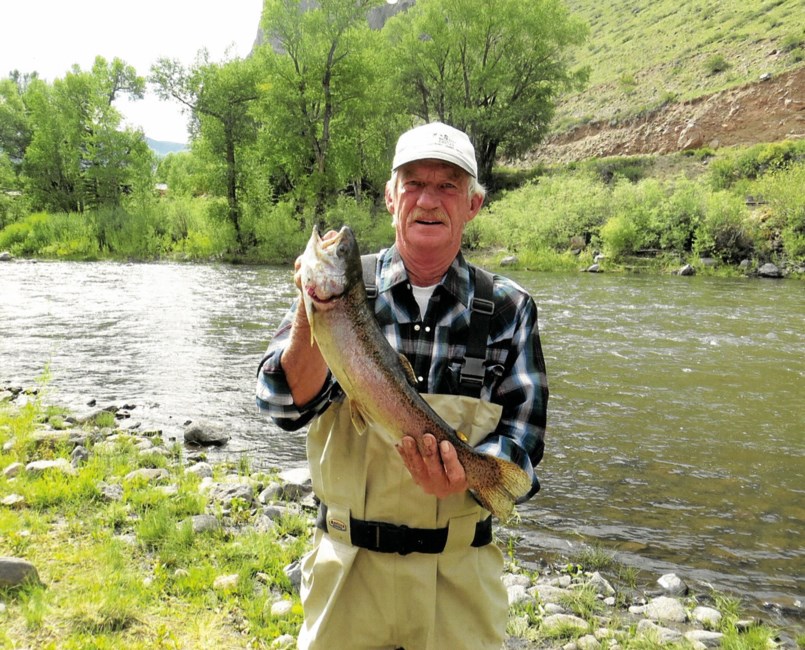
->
xmin=1 ymin=259 xmax=803 ymax=633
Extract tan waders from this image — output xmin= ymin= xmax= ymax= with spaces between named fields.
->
xmin=297 ymin=394 xmax=508 ymax=650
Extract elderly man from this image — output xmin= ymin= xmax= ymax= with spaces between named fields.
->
xmin=257 ymin=122 xmax=548 ymax=650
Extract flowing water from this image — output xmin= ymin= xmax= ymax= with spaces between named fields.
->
xmin=1 ymin=260 xmax=803 ymax=633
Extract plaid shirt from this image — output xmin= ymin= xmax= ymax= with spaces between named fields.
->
xmin=256 ymin=246 xmax=548 ymax=501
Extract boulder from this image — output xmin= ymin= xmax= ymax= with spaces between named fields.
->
xmin=183 ymin=421 xmax=230 ymax=447
xmin=757 ymin=262 xmax=782 ymax=278
xmin=0 ymin=557 xmax=41 ymax=588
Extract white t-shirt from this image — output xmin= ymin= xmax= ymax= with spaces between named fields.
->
xmin=411 ymin=284 xmax=437 ymax=318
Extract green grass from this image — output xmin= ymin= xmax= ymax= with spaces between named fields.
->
xmin=0 ymin=396 xmax=308 ymax=648
xmin=556 ymin=0 xmax=803 ymax=130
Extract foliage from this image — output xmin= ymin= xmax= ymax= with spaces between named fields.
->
xmin=754 ymin=163 xmax=805 ymax=261
xmin=550 ymin=0 xmax=801 ymax=131
xmin=151 ymin=53 xmax=262 ymax=252
xmin=704 ymin=53 xmax=730 ymax=75
xmin=385 ymin=0 xmax=589 ymax=186
xmin=693 ymin=191 xmax=755 ymax=263
xmin=21 ymin=57 xmax=152 ymax=214
xmin=253 ymin=0 xmax=398 ymax=224
xmin=709 ymin=140 xmax=805 ymax=190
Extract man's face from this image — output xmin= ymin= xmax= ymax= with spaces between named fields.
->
xmin=386 ymin=160 xmax=483 ymax=259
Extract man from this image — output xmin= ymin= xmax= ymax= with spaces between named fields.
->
xmin=257 ymin=122 xmax=548 ymax=649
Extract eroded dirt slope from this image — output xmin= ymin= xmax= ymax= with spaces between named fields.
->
xmin=530 ymin=66 xmax=805 ymax=164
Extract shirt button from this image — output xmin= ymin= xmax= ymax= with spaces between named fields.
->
xmin=414 ymin=324 xmax=421 ymax=332
xmin=424 ymin=326 xmax=431 ymax=333
xmin=417 ymin=376 xmax=424 ymax=383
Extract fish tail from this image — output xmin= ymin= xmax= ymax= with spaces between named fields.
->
xmin=466 ymin=453 xmax=532 ymax=521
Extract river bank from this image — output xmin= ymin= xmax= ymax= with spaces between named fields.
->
xmin=1 ymin=386 xmax=801 ymax=649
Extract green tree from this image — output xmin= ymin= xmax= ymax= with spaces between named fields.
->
xmin=254 ymin=0 xmax=400 ymax=225
xmin=385 ymin=0 xmax=589 ymax=187
xmin=22 ymin=57 xmax=151 ymax=213
xmin=0 ymin=72 xmax=35 ymax=174
xmin=151 ymin=53 xmax=261 ymax=252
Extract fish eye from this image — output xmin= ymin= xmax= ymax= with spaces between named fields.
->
xmin=337 ymin=242 xmax=348 ymax=257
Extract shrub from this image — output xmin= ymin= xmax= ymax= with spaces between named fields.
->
xmin=694 ymin=191 xmax=754 ymax=262
xmin=600 ymin=214 xmax=640 ymax=259
xmin=704 ymin=53 xmax=729 ymax=75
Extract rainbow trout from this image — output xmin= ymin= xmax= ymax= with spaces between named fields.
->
xmin=299 ymin=225 xmax=531 ymax=519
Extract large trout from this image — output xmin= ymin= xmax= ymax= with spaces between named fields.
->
xmin=298 ymin=225 xmax=531 ymax=519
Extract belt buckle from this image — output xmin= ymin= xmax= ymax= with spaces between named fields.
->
xmin=396 ymin=524 xmax=412 ymax=556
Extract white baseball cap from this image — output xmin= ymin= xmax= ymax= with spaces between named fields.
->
xmin=392 ymin=122 xmax=478 ymax=177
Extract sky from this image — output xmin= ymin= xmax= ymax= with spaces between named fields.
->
xmin=0 ymin=0 xmax=265 ymax=144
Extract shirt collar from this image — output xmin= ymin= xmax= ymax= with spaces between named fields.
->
xmin=379 ymin=245 xmax=472 ymax=309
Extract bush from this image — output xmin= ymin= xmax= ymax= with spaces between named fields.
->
xmin=754 ymin=162 xmax=805 ymax=261
xmin=704 ymin=53 xmax=729 ymax=75
xmin=600 ymin=214 xmax=640 ymax=259
xmin=475 ymin=172 xmax=611 ymax=254
xmin=694 ymin=192 xmax=754 ymax=262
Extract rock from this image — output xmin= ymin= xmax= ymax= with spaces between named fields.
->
xmin=757 ymin=262 xmax=782 ymax=278
xmin=270 ymin=600 xmax=294 ymax=617
xmin=500 ymin=255 xmax=519 ymax=267
xmin=678 ymin=121 xmax=705 ymax=150
xmin=271 ymin=634 xmax=296 ymax=649
xmin=692 ymin=605 xmax=722 ymax=627
xmin=507 ymin=584 xmax=531 ymax=606
xmin=184 ymin=514 xmax=220 ymax=534
xmin=637 ymin=619 xmax=683 ymax=643
xmin=585 ymin=263 xmax=601 ymax=273
xmin=678 ymin=263 xmax=695 ymax=276
xmin=284 ymin=560 xmax=302 ymax=594
xmin=123 ymin=467 xmax=170 ymax=483
xmin=212 ymin=574 xmax=239 ymax=592
xmin=0 ymin=251 xmax=12 ymax=261
xmin=26 ymin=458 xmax=77 ymax=476
xmin=71 ymin=446 xmax=90 ymax=467
xmin=97 ymin=482 xmax=124 ymax=502
xmin=3 ymin=462 xmax=23 ymax=478
xmin=502 ymin=573 xmax=532 ymax=589
xmin=685 ymin=630 xmax=724 ymax=647
xmin=183 ymin=421 xmax=230 ymax=447
xmin=657 ymin=572 xmax=688 ymax=596
xmin=207 ymin=482 xmax=255 ymax=509
xmin=0 ymin=557 xmax=41 ymax=588
xmin=576 ymin=634 xmax=601 ymax=650
xmin=1 ymin=494 xmax=25 ymax=507
xmin=185 ymin=462 xmax=214 ymax=479
xmin=587 ymin=571 xmax=615 ymax=596
xmin=644 ymin=595 xmax=687 ymax=623
xmin=542 ymin=614 xmax=589 ymax=635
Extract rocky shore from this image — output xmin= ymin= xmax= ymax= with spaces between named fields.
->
xmin=1 ymin=388 xmax=800 ymax=648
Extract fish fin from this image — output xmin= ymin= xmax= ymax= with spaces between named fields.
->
xmin=398 ymin=354 xmax=418 ymax=387
xmin=467 ymin=454 xmax=532 ymax=522
xmin=350 ymin=401 xmax=368 ymax=435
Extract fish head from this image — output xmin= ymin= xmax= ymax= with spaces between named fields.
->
xmin=299 ymin=225 xmax=362 ymax=312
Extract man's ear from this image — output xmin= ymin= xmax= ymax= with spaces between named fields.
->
xmin=466 ymin=191 xmax=484 ymax=223
xmin=384 ymin=181 xmax=395 ymax=214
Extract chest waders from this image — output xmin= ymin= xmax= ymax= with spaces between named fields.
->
xmin=296 ymin=258 xmax=507 ymax=650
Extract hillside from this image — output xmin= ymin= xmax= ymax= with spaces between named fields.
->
xmin=530 ymin=65 xmax=804 ymax=164
xmin=529 ymin=0 xmax=805 ymax=163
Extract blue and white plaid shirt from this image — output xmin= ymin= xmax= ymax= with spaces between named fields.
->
xmin=257 ymin=246 xmax=548 ymax=501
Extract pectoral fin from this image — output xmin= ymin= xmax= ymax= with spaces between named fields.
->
xmin=399 ymin=354 xmax=418 ymax=387
xmin=350 ymin=401 xmax=368 ymax=435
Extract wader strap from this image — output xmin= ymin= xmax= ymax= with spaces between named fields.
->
xmin=316 ymin=503 xmax=492 ymax=555
xmin=459 ymin=266 xmax=495 ymax=397
xmin=360 ymin=254 xmax=495 ymax=399
xmin=361 ymin=253 xmax=379 ymax=301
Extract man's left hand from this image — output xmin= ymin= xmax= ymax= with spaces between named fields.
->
xmin=396 ymin=434 xmax=469 ymax=498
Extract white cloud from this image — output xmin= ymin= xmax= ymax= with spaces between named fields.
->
xmin=1 ymin=0 xmax=264 ymax=143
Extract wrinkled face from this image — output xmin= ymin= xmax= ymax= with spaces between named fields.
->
xmin=386 ymin=160 xmax=483 ymax=259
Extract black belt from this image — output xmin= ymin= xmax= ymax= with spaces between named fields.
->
xmin=316 ymin=503 xmax=492 ymax=556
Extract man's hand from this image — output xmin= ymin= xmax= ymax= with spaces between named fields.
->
xmin=396 ymin=434 xmax=469 ymax=498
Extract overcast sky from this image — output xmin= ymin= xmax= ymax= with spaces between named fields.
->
xmin=1 ymin=0 xmax=264 ymax=143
